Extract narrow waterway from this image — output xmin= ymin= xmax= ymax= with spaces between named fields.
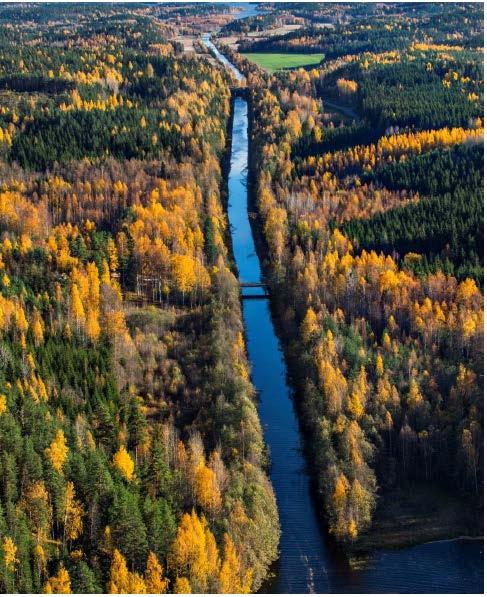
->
xmin=206 ymin=37 xmax=484 ymax=595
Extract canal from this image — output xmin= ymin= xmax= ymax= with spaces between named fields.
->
xmin=205 ymin=34 xmax=484 ymax=595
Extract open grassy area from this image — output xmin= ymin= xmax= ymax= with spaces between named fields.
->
xmin=242 ymin=52 xmax=324 ymax=72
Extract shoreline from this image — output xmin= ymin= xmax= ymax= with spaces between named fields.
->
xmin=241 ymin=55 xmax=484 ymax=562
xmin=349 ymin=484 xmax=483 ymax=553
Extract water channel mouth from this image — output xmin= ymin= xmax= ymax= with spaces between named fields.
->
xmin=206 ymin=34 xmax=484 ymax=595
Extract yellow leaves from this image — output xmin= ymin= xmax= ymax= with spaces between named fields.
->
xmin=71 ymin=89 xmax=83 ymax=109
xmin=2 ymin=537 xmax=18 ymax=572
xmin=86 ymin=261 xmax=100 ymax=308
xmin=218 ymin=534 xmax=252 ymax=594
xmin=171 ymin=254 xmax=198 ymax=294
xmin=34 ymin=543 xmax=46 ymax=575
xmin=145 ymin=552 xmax=169 ymax=594
xmin=284 ymin=109 xmax=302 ymax=140
xmin=174 ymin=577 xmax=192 ymax=593
xmin=85 ymin=308 xmax=101 ymax=342
xmin=456 ymin=363 xmax=476 ymax=393
xmin=301 ymin=307 xmax=319 ymax=343
xmin=194 ymin=464 xmax=222 ymax=514
xmin=317 ymin=357 xmax=347 ymax=416
xmin=348 ymin=390 xmax=365 ymax=420
xmin=404 ymin=252 xmax=422 ymax=266
xmin=108 ymin=549 xmax=144 ymax=594
xmin=113 ymin=180 xmax=128 ymax=196
xmin=69 ymin=283 xmax=85 ymax=327
xmin=347 ymin=366 xmax=368 ymax=420
xmin=31 ymin=308 xmax=44 ymax=346
xmin=64 ymin=481 xmax=84 ymax=542
xmin=407 ymin=378 xmax=422 ymax=408
xmin=15 ymin=304 xmax=29 ymax=335
xmin=377 ymin=375 xmax=399 ymax=406
xmin=356 ymin=365 xmax=368 ymax=396
xmin=325 ymin=329 xmax=335 ymax=356
xmin=411 ymin=42 xmax=463 ymax=52
xmin=331 ymin=468 xmax=372 ymax=541
xmin=20 ymin=480 xmax=52 ymax=545
xmin=45 ymin=563 xmax=71 ymax=594
xmin=347 ymin=519 xmax=358 ymax=540
xmin=333 ymin=473 xmax=349 ymax=508
xmin=168 ymin=510 xmax=219 ymax=592
xmin=129 ymin=572 xmax=147 ymax=593
xmin=379 ymin=268 xmax=400 ymax=292
xmin=330 ymin=228 xmax=352 ymax=257
xmin=376 ymin=354 xmax=384 ymax=377
xmin=0 ymin=394 xmax=6 ymax=416
xmin=168 ymin=510 xmax=251 ymax=593
xmin=456 ymin=277 xmax=480 ymax=305
xmin=263 ymin=206 xmax=288 ymax=263
xmin=321 ymin=126 xmax=484 ymax=176
xmin=336 ymin=78 xmax=358 ymax=95
xmin=461 ymin=312 xmax=477 ymax=340
xmin=331 ymin=473 xmax=350 ymax=538
xmin=46 ymin=430 xmax=69 ymax=473
xmin=112 ymin=446 xmax=135 ymax=481
xmin=322 ymin=250 xmax=339 ymax=276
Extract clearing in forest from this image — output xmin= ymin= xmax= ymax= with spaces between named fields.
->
xmin=242 ymin=51 xmax=324 ymax=72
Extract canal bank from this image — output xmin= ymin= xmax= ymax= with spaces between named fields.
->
xmin=207 ymin=34 xmax=484 ymax=595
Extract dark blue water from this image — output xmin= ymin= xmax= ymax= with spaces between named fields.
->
xmin=211 ymin=33 xmax=484 ymax=595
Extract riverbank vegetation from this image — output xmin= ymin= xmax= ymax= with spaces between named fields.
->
xmin=0 ymin=4 xmax=279 ymax=593
xmin=217 ymin=0 xmax=483 ymax=548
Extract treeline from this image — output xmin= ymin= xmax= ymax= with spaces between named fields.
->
xmin=342 ymin=185 xmax=483 ymax=284
xmin=219 ymin=11 xmax=302 ymax=35
xmin=0 ymin=75 xmax=76 ymax=94
xmin=11 ymin=109 xmax=172 ymax=170
xmin=218 ymin=30 xmax=483 ymax=546
xmin=238 ymin=24 xmax=412 ymax=57
xmin=313 ymin=53 xmax=483 ymax=132
xmin=365 ymin=143 xmax=483 ymax=195
xmin=293 ymin=123 xmax=377 ymax=159
xmin=358 ymin=60 xmax=482 ymax=129
xmin=0 ymin=4 xmax=280 ymax=593
xmin=342 ymin=144 xmax=484 ymax=283
xmin=238 ymin=3 xmax=483 ymax=59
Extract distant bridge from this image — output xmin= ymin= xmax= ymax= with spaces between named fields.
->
xmin=239 ymin=281 xmax=269 ymax=299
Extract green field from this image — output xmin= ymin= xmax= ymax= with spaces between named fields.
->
xmin=242 ymin=52 xmax=324 ymax=73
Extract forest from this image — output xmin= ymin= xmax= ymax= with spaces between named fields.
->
xmin=216 ymin=0 xmax=483 ymax=546
xmin=341 ymin=144 xmax=483 ymax=283
xmin=0 ymin=3 xmax=279 ymax=594
xmin=0 ymin=1 xmax=483 ymax=593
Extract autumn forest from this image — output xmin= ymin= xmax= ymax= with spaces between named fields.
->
xmin=0 ymin=2 xmax=483 ymax=595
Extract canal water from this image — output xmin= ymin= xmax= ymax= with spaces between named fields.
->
xmin=206 ymin=32 xmax=484 ymax=596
